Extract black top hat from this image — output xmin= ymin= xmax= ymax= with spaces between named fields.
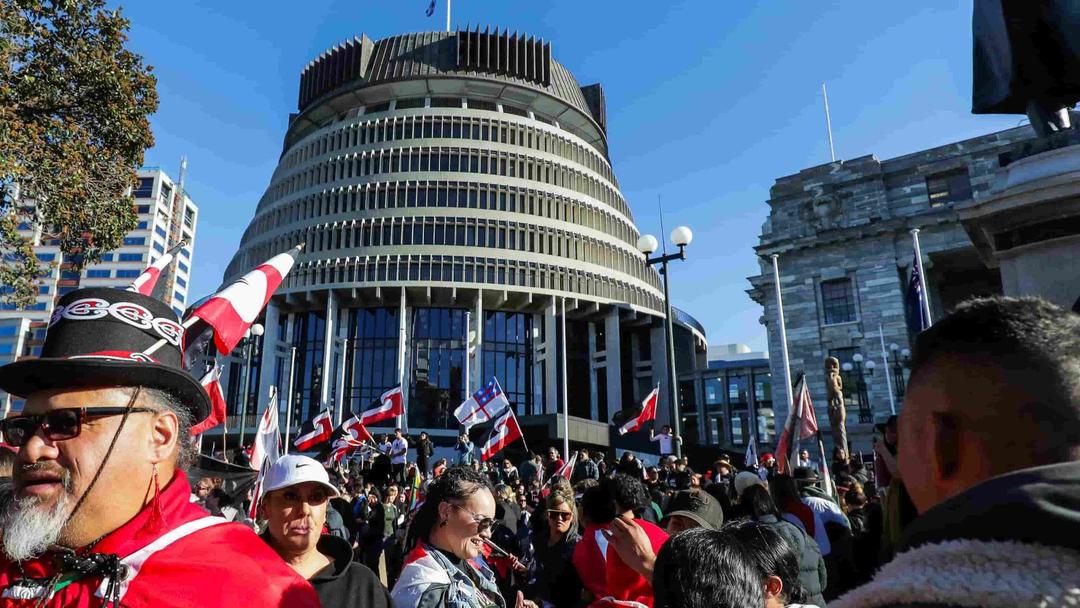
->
xmin=792 ymin=466 xmax=821 ymax=484
xmin=0 ymin=287 xmax=210 ymax=422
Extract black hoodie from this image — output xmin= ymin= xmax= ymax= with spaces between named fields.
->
xmin=310 ymin=534 xmax=392 ymax=608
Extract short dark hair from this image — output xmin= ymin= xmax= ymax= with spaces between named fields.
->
xmin=722 ymin=519 xmax=807 ymax=605
xmin=741 ymin=484 xmax=779 ymax=519
xmin=909 ymin=297 xmax=1080 ymax=459
xmin=653 ymin=527 xmax=764 ymax=608
xmin=405 ymin=466 xmax=492 ymax=551
xmin=609 ymin=473 xmax=650 ymax=514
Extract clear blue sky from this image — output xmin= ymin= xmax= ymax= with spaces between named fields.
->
xmin=122 ymin=0 xmax=1019 ymax=352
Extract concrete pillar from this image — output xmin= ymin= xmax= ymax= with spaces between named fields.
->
xmin=256 ymin=302 xmax=280 ymax=414
xmin=471 ymin=290 xmax=483 ymax=389
xmin=319 ymin=292 xmax=337 ymax=410
xmin=650 ymin=324 xmax=670 ymax=427
xmin=604 ymin=309 xmax=623 ymax=424
xmin=587 ymin=321 xmax=599 ymax=422
xmin=543 ymin=298 xmax=559 ymax=415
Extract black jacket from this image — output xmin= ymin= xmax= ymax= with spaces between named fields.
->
xmin=416 ymin=437 xmax=434 ymax=462
xmin=833 ymin=460 xmax=1080 ymax=608
xmin=310 ymin=534 xmax=392 ymax=608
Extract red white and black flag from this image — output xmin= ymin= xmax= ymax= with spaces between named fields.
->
xmin=190 ymin=362 xmax=228 ymax=436
xmin=126 ymin=240 xmax=187 ymax=297
xmin=618 ymin=385 xmax=659 ymax=435
xmin=775 ymin=372 xmax=819 ymax=474
xmin=480 ymin=407 xmax=523 ymax=462
xmin=339 ymin=414 xmax=375 ymax=444
xmin=294 ymin=409 xmax=334 ymax=452
xmin=359 ymin=385 xmax=404 ymax=426
xmin=187 ymin=244 xmax=302 ymax=356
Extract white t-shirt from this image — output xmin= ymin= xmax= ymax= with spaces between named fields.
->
xmin=391 ymin=437 xmax=409 ymax=465
xmin=651 ymin=433 xmax=675 ymax=455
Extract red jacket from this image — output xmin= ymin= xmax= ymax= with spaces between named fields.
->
xmin=0 ymin=470 xmax=320 ymax=607
xmin=572 ymin=520 xmax=668 ymax=608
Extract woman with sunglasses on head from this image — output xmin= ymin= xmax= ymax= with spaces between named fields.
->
xmin=394 ymin=466 xmax=531 ymax=608
xmin=525 ymin=486 xmax=584 ymax=608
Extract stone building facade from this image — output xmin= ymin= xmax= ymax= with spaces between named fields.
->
xmin=748 ymin=125 xmax=1039 ymax=453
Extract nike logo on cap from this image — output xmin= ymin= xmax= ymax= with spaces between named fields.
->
xmin=295 ymin=463 xmax=310 ymax=469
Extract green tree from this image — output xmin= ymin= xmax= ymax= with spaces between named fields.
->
xmin=0 ymin=0 xmax=158 ymax=307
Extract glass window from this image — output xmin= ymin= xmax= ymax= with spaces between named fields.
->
xmin=926 ymin=167 xmax=972 ymax=207
xmin=154 ymin=226 xmax=167 ymax=238
xmin=704 ymin=377 xmax=723 ymax=409
xmin=119 ymin=253 xmax=143 ymax=262
xmin=821 ymin=278 xmax=856 ymax=325
xmin=396 ymin=97 xmax=425 ymax=110
xmin=136 ymin=205 xmax=151 ymax=214
xmin=100 ymin=253 xmax=114 ymax=262
xmin=123 ymin=237 xmax=146 ymax=246
xmin=728 ymin=374 xmax=748 ymax=404
xmin=36 ymin=253 xmax=55 ymax=262
xmin=116 ymin=269 xmax=141 ymax=279
xmin=468 ymin=99 xmax=497 ymax=112
xmin=133 ymin=178 xmax=154 ymax=198
xmin=86 ymin=269 xmax=111 ymax=278
xmin=429 ymin=97 xmax=461 ymax=108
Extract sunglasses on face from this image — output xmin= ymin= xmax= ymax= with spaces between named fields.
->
xmin=450 ymin=502 xmax=495 ymax=533
xmin=546 ymin=510 xmax=573 ymax=522
xmin=0 ymin=406 xmax=156 ymax=447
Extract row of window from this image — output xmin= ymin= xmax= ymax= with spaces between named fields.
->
xmin=246 ymin=216 xmax=658 ymax=293
xmin=281 ymin=254 xmax=664 ymax=312
xmin=246 ymin=180 xmax=639 ymax=254
xmin=268 ymin=145 xmax=630 ymax=221
xmin=84 ymin=269 xmax=142 ymax=279
xmin=283 ymin=111 xmax=614 ymax=189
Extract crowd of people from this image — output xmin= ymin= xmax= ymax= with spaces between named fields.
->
xmin=0 ymin=288 xmax=1078 ymax=608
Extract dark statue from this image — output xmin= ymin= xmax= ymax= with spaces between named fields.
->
xmin=972 ymin=0 xmax=1080 ymax=137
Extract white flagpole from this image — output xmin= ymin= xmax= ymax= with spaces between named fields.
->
xmin=822 ymin=82 xmax=836 ymax=163
xmin=561 ymin=296 xmax=570 ymax=463
xmin=771 ymin=255 xmax=795 ymax=423
xmin=397 ymin=288 xmax=408 ymax=431
xmin=285 ymin=346 xmax=296 ymax=454
xmin=911 ymin=228 xmax=933 ymax=326
xmin=879 ymin=324 xmax=896 ymax=415
xmin=464 ymin=310 xmax=471 ymax=400
xmin=446 ymin=0 xmax=451 ymax=32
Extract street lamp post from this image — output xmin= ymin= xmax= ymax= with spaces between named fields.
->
xmin=236 ymin=323 xmax=264 ymax=453
xmin=844 ymin=354 xmax=874 ymax=424
xmin=888 ymin=343 xmax=911 ymax=403
xmin=638 ymin=226 xmax=693 ymax=458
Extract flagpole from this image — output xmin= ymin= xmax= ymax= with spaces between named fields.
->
xmin=397 ymin=288 xmax=407 ymax=431
xmin=464 ymin=310 xmax=471 ymax=401
xmin=560 ymin=296 xmax=569 ymax=463
xmin=911 ymin=229 xmax=933 ymax=326
xmin=285 ymin=346 xmax=296 ymax=454
xmin=446 ymin=0 xmax=451 ymax=32
xmin=771 ymin=254 xmax=795 ymax=422
xmin=879 ymin=324 xmax=896 ymax=415
xmin=822 ymin=82 xmax=836 ymax=163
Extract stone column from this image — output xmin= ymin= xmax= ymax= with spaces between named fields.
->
xmin=587 ymin=322 xmax=599 ymax=421
xmin=319 ymin=292 xmax=337 ymax=410
xmin=604 ymin=308 xmax=623 ymax=424
xmin=543 ymin=298 xmax=559 ymax=415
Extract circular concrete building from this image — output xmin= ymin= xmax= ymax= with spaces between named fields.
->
xmin=221 ymin=29 xmax=706 ymax=451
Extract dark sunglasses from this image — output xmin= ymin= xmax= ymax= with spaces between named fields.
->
xmin=0 ymin=407 xmax=156 ymax=447
xmin=546 ymin=510 xmax=573 ymax=522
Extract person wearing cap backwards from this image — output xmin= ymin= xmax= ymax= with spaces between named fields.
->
xmin=0 ymin=287 xmax=319 ymax=607
xmin=259 ymin=454 xmax=391 ymax=608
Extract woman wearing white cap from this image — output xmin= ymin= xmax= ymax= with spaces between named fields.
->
xmin=260 ymin=454 xmax=392 ymax=608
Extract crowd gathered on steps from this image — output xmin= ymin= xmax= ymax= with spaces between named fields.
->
xmin=0 ymin=295 xmax=1078 ymax=607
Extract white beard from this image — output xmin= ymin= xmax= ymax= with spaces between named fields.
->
xmin=2 ymin=489 xmax=72 ymax=562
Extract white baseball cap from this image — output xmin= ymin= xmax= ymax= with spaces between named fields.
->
xmin=262 ymin=454 xmax=340 ymax=497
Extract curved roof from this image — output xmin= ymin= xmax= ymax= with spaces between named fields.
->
xmin=297 ymin=29 xmax=607 ymax=134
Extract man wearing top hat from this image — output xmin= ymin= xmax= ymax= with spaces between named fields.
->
xmin=0 ymin=287 xmax=319 ymax=607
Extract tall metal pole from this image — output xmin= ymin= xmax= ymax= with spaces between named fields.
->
xmin=771 ymin=255 xmax=795 ymax=418
xmin=446 ymin=0 xmax=451 ymax=32
xmin=911 ymin=229 xmax=933 ymax=326
xmin=822 ymin=82 xmax=836 ymax=163
xmin=237 ymin=339 xmax=254 ymax=450
xmin=878 ymin=324 xmax=897 ymax=415
xmin=285 ymin=346 xmax=296 ymax=454
xmin=560 ymin=297 xmax=570 ymax=462
xmin=661 ymin=261 xmax=682 ymax=459
xmin=464 ymin=310 xmax=471 ymax=397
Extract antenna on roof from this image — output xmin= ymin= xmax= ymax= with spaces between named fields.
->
xmin=822 ymin=83 xmax=836 ymax=163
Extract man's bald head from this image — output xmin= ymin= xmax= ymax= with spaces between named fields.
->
xmin=899 ymin=297 xmax=1080 ymax=512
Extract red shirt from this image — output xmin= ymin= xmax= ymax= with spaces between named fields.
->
xmin=573 ymin=519 xmax=668 ymax=608
xmin=0 ymin=470 xmax=320 ymax=607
